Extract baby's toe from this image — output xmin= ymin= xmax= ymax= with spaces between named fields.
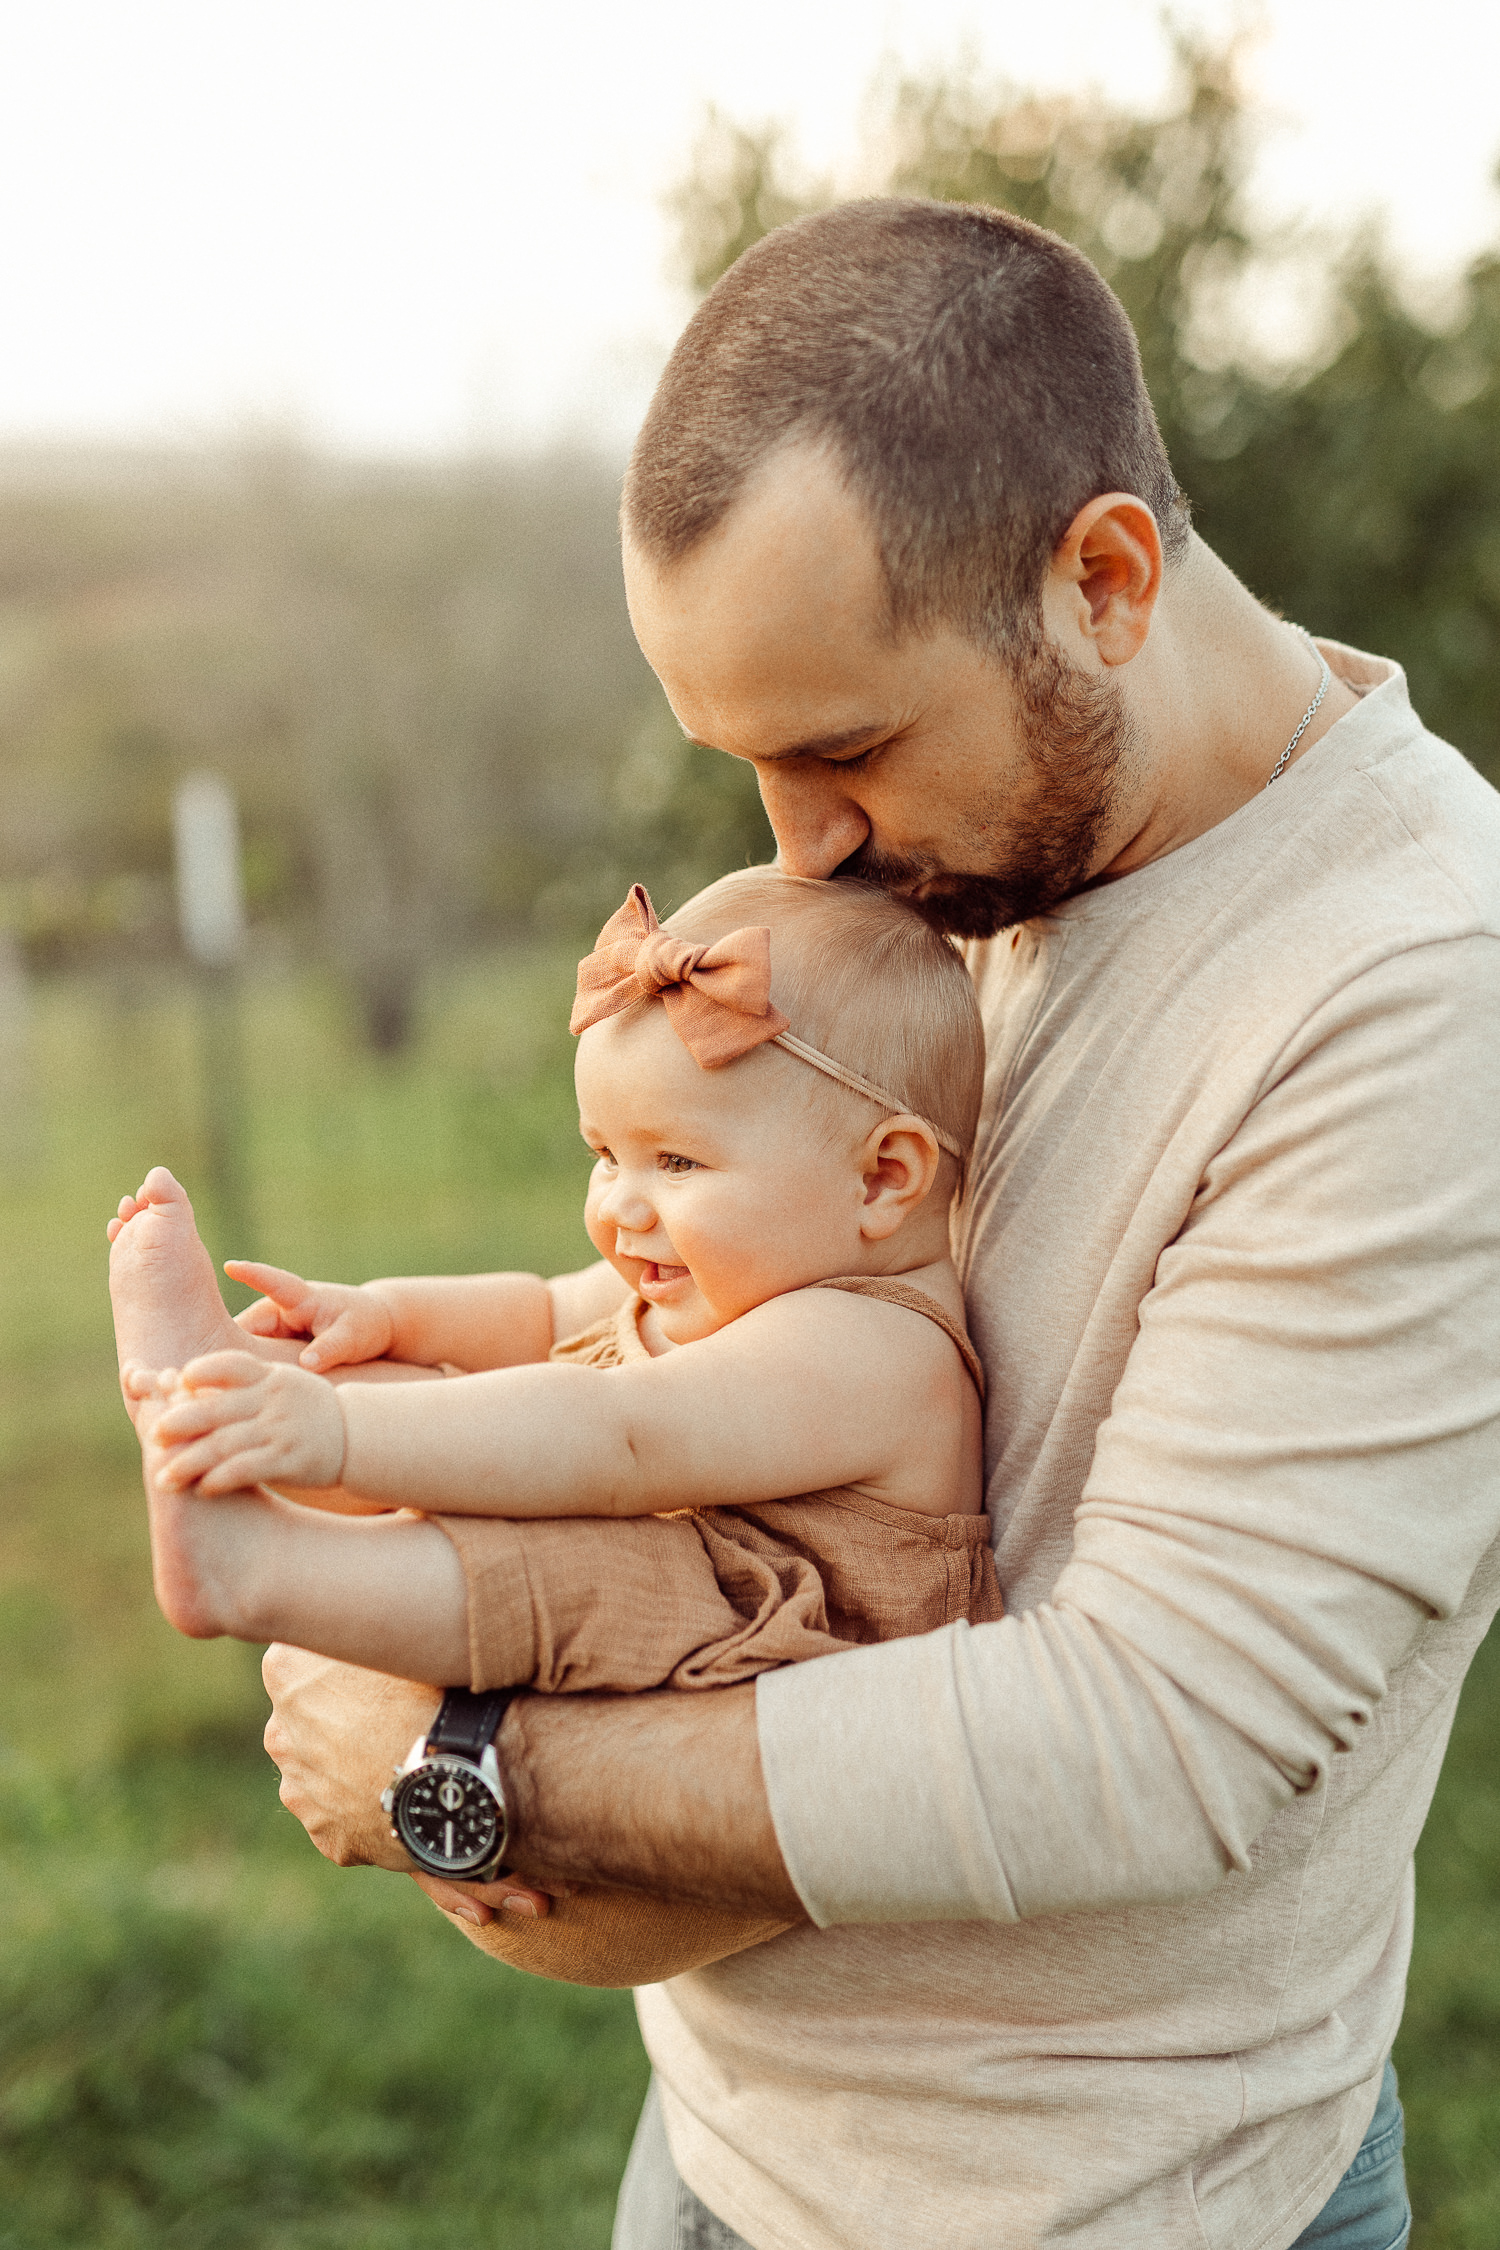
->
xmin=140 ymin=1166 xmax=189 ymax=1209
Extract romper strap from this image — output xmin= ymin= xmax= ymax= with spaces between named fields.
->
xmin=812 ymin=1276 xmax=986 ymax=1403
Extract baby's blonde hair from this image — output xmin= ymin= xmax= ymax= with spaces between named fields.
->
xmin=662 ymin=868 xmax=985 ymax=1177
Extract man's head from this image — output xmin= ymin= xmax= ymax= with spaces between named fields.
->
xmin=622 ymin=198 xmax=1189 ymax=936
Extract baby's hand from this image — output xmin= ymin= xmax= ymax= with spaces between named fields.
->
xmin=226 ymin=1262 xmax=396 ymax=1372
xmin=128 ymin=1351 xmax=348 ymax=1494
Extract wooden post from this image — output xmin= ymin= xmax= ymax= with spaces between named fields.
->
xmin=172 ymin=773 xmax=252 ymax=1283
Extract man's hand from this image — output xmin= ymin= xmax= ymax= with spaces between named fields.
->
xmin=264 ymin=1643 xmax=803 ymax=1920
xmin=260 ymin=1645 xmax=553 ymax=1915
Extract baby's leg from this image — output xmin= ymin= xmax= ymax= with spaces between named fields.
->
xmin=138 ymin=1402 xmax=470 ymax=1677
xmin=108 ymin=1169 xmax=248 ymax=1414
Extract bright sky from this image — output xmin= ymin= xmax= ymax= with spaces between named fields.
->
xmin=2 ymin=0 xmax=1497 ymax=456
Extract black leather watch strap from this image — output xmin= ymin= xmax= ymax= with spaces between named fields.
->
xmin=425 ymin=1686 xmax=518 ymax=1762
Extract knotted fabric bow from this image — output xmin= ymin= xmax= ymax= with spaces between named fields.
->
xmin=570 ymin=884 xmax=791 ymax=1068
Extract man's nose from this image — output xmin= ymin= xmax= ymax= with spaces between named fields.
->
xmin=755 ymin=765 xmax=870 ymax=881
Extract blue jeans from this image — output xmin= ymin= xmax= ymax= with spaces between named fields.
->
xmin=1289 ymin=2060 xmax=1410 ymax=2249
xmin=612 ymin=2059 xmax=1410 ymax=2250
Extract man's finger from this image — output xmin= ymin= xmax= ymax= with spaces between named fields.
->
xmin=411 ymin=1871 xmax=554 ymax=1923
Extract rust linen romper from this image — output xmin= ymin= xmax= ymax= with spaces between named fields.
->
xmin=431 ymin=1274 xmax=1001 ymax=1987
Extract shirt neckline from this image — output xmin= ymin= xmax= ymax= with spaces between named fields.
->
xmin=1040 ymin=647 xmax=1409 ymax=931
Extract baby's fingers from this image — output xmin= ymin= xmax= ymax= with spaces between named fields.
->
xmin=226 ymin=1259 xmax=309 ymax=1301
xmin=154 ymin=1432 xmax=267 ymax=1492
xmin=226 ymin=1259 xmax=314 ymax=1312
xmin=195 ymin=1451 xmax=283 ymax=1496
xmin=153 ymin=1386 xmax=257 ymax=1445
xmin=296 ymin=1310 xmax=380 ymax=1372
xmin=178 ymin=1349 xmax=271 ymax=1392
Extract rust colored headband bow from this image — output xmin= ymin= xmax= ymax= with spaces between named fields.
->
xmin=570 ymin=884 xmax=790 ymax=1068
xmin=570 ymin=883 xmax=967 ymax=1164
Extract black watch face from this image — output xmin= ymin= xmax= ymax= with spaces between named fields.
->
xmin=392 ymin=1757 xmax=505 ymax=1877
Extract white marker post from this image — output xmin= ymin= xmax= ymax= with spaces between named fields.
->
xmin=173 ymin=773 xmax=251 ymax=1278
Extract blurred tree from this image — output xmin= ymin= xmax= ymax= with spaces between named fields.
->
xmin=670 ymin=108 xmax=827 ymax=299
xmin=0 ymin=449 xmax=659 ymax=1045
xmin=672 ymin=39 xmax=1500 ymax=781
xmin=6 ymin=44 xmax=1498 ymax=1036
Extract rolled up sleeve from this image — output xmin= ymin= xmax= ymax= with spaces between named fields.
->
xmin=760 ymin=938 xmax=1500 ymax=1926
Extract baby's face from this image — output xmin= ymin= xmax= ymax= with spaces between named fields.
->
xmin=576 ymin=1006 xmax=867 ymax=1346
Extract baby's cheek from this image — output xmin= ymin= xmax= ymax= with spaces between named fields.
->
xmin=582 ymin=1193 xmax=612 ymax=1261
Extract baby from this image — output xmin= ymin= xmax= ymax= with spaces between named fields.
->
xmin=109 ymin=870 xmax=999 ymax=1985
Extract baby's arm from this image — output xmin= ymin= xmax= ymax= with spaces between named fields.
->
xmin=227 ymin=1259 xmax=628 ymax=1375
xmin=144 ymin=1284 xmax=979 ymax=1521
xmin=135 ymin=1393 xmax=853 ymax=1695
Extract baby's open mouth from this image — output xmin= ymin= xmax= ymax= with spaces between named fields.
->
xmin=639 ymin=1261 xmax=690 ymax=1292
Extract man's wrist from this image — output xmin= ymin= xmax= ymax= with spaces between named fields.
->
xmin=489 ymin=1694 xmax=538 ymax=1877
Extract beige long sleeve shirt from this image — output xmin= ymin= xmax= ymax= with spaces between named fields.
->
xmin=639 ymin=648 xmax=1500 ymax=2250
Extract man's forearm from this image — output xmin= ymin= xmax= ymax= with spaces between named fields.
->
xmin=261 ymin=1645 xmax=804 ymax=1921
xmin=499 ymin=1686 xmax=805 ymax=1919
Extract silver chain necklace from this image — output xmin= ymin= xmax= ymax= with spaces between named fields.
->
xmin=1266 ymin=628 xmax=1332 ymax=787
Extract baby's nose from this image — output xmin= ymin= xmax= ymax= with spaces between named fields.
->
xmin=599 ymin=1177 xmax=657 ymax=1233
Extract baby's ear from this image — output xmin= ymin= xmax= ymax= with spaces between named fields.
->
xmin=858 ymin=1118 xmax=943 ymax=1239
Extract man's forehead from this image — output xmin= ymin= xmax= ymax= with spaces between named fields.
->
xmin=625 ymin=448 xmax=883 ymax=625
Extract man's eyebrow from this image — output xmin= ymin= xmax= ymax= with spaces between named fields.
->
xmin=685 ymin=723 xmax=890 ymax=762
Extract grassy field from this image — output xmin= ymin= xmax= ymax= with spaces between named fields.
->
xmin=0 ymin=953 xmax=649 ymax=2249
xmin=1 ymin=955 xmax=1496 ymax=2246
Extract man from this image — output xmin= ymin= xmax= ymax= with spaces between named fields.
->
xmin=264 ymin=200 xmax=1500 ymax=2249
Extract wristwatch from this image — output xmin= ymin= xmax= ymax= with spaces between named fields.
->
xmin=381 ymin=1686 xmax=517 ymax=1882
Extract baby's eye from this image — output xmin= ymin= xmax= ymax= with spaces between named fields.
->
xmin=658 ymin=1152 xmax=698 ymax=1176
xmin=590 ymin=1146 xmax=616 ymax=1170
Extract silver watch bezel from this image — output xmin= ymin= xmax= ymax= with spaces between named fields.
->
xmin=381 ymin=1732 xmax=510 ymax=1881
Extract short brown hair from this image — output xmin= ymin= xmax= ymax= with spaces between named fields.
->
xmin=664 ymin=866 xmax=984 ymax=1181
xmin=625 ymin=197 xmax=1187 ymax=652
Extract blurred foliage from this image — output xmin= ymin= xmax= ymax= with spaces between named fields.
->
xmin=675 ymin=34 xmax=1500 ymax=785
xmin=0 ymin=959 xmax=640 ymax=2245
xmin=0 ymin=447 xmax=771 ymax=1049
xmin=11 ymin=33 xmax=1500 ymax=1056
xmin=669 ymin=107 xmax=827 ymax=298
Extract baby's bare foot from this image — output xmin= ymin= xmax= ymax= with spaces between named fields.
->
xmin=140 ymin=1438 xmax=265 ymax=1641
xmin=109 ymin=1168 xmax=242 ymax=1417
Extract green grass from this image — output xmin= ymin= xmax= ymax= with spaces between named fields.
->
xmin=1 ymin=956 xmax=1496 ymax=2244
xmin=1 ymin=953 xmax=647 ymax=2248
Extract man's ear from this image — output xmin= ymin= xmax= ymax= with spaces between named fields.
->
xmin=858 ymin=1117 xmax=943 ymax=1241
xmin=1044 ymin=491 xmax=1163 ymax=668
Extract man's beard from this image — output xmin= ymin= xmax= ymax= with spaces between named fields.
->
xmin=838 ymin=635 xmax=1135 ymax=941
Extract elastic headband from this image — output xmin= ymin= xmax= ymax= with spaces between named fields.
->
xmin=570 ymin=883 xmax=966 ymax=1164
